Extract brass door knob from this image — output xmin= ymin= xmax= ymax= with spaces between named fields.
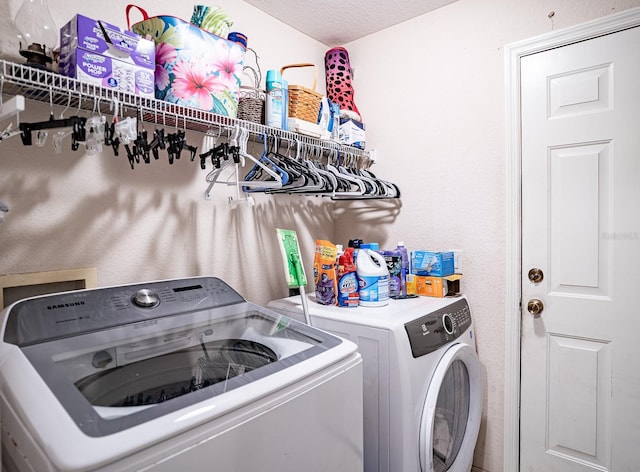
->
xmin=528 ymin=268 xmax=544 ymax=283
xmin=527 ymin=299 xmax=544 ymax=316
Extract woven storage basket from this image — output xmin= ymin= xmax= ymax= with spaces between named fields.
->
xmin=238 ymin=86 xmax=265 ymax=123
xmin=237 ymin=64 xmax=265 ymax=123
xmin=281 ymin=63 xmax=323 ymax=124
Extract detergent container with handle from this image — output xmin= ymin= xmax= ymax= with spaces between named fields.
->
xmin=356 ymin=249 xmax=390 ymax=307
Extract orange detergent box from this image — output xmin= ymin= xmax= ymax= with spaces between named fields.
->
xmin=407 ymin=274 xmax=463 ymax=298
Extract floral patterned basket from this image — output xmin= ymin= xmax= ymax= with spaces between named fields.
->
xmin=127 ymin=4 xmax=245 ymax=118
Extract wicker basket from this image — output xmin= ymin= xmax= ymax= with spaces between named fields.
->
xmin=281 ymin=63 xmax=323 ymax=124
xmin=237 ymin=63 xmax=265 ymax=124
xmin=238 ymin=85 xmax=265 ymax=123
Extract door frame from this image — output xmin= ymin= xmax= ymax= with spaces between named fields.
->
xmin=503 ymin=7 xmax=640 ymax=471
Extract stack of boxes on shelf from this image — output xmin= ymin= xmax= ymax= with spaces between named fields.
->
xmin=59 ymin=14 xmax=155 ymax=98
xmin=407 ymin=250 xmax=462 ymax=298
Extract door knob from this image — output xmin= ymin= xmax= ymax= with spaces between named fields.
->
xmin=527 ymin=299 xmax=544 ymax=316
xmin=528 ymin=268 xmax=544 ymax=283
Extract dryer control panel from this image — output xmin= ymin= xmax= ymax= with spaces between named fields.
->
xmin=403 ymin=298 xmax=472 ymax=358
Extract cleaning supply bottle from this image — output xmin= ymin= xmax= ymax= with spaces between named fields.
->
xmin=314 ymin=240 xmax=338 ymax=306
xmin=265 ymin=70 xmax=283 ymax=129
xmin=281 ymin=78 xmax=289 ymax=130
xmin=397 ymin=241 xmax=409 ymax=297
xmin=337 ymin=247 xmax=359 ymax=307
xmin=356 ymin=249 xmax=390 ymax=307
xmin=348 ymin=238 xmax=363 ymax=262
xmin=382 ymin=248 xmax=402 ymax=298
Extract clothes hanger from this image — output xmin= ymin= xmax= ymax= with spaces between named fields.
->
xmin=204 ymin=127 xmax=235 ymax=199
xmin=277 ymin=141 xmax=330 ymax=195
xmin=52 ymin=91 xmax=73 ymax=153
xmin=241 ymin=132 xmax=289 ymax=192
xmin=19 ymin=87 xmax=87 ymax=148
xmin=353 ymin=156 xmax=401 ymax=198
xmin=264 ymin=137 xmax=309 ymax=192
xmin=265 ymin=138 xmax=315 ymax=194
xmin=165 ymin=115 xmax=197 ymax=165
xmin=333 ymin=153 xmax=401 ymax=199
xmin=148 ymin=107 xmax=166 ymax=161
xmin=84 ymin=96 xmax=106 ymax=156
xmin=204 ymin=126 xmax=283 ymax=202
xmin=325 ymin=150 xmax=367 ymax=198
xmin=303 ymin=145 xmax=338 ymax=195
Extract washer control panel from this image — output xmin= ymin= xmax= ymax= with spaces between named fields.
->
xmin=4 ymin=277 xmax=246 ymax=346
xmin=403 ymin=298 xmax=472 ymax=358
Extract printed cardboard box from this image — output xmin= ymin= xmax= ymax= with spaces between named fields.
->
xmin=61 ymin=14 xmax=155 ymax=70
xmin=408 ymin=274 xmax=463 ymax=298
xmin=59 ymin=47 xmax=154 ymax=98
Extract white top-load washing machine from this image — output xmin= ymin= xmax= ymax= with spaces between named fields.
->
xmin=268 ymin=294 xmax=482 ymax=472
xmin=0 ymin=277 xmax=363 ymax=472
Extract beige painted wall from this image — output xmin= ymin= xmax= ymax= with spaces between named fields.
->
xmin=2 ymin=1 xmax=640 ymax=472
xmin=340 ymin=1 xmax=640 ymax=471
xmin=0 ymin=0 xmax=334 ymax=306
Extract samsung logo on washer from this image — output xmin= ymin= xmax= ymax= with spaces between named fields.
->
xmin=47 ymin=301 xmax=85 ymax=310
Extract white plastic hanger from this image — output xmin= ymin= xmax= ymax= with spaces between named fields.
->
xmin=204 ymin=125 xmax=283 ymax=205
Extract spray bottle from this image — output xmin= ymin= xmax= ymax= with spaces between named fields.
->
xmin=348 ymin=238 xmax=363 ymax=262
xmin=265 ymin=70 xmax=283 ymax=128
xmin=337 ymin=247 xmax=359 ymax=307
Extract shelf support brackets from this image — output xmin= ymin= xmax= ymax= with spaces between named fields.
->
xmin=0 ymin=95 xmax=25 ymax=123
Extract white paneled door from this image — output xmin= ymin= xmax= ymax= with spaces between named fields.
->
xmin=520 ymin=26 xmax=640 ymax=471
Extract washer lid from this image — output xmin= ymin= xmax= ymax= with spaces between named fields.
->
xmin=1 ymin=277 xmax=343 ymax=437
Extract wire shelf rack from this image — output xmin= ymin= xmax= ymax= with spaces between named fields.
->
xmin=0 ymin=59 xmax=370 ymax=164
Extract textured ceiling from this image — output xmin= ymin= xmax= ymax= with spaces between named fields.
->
xmin=243 ymin=0 xmax=458 ymax=46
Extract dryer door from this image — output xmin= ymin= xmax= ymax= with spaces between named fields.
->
xmin=419 ymin=343 xmax=482 ymax=472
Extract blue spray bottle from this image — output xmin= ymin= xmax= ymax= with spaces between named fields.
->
xmin=265 ymin=70 xmax=283 ymax=129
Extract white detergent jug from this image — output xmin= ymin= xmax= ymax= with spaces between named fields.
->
xmin=356 ymin=249 xmax=390 ymax=307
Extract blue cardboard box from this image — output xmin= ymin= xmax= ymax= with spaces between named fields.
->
xmin=411 ymin=251 xmax=455 ymax=277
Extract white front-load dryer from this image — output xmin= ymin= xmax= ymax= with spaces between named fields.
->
xmin=0 ymin=277 xmax=364 ymax=472
xmin=268 ymin=294 xmax=482 ymax=472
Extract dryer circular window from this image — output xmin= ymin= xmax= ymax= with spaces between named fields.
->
xmin=419 ymin=343 xmax=482 ymax=472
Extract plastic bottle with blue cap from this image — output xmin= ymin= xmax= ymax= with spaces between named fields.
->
xmin=265 ymin=70 xmax=283 ymax=129
xmin=356 ymin=248 xmax=389 ymax=307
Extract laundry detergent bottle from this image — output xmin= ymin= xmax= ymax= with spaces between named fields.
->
xmin=337 ymin=247 xmax=359 ymax=307
xmin=356 ymin=249 xmax=390 ymax=307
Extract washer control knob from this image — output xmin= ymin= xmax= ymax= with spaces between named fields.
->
xmin=442 ymin=314 xmax=454 ymax=334
xmin=133 ymin=289 xmax=160 ymax=308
